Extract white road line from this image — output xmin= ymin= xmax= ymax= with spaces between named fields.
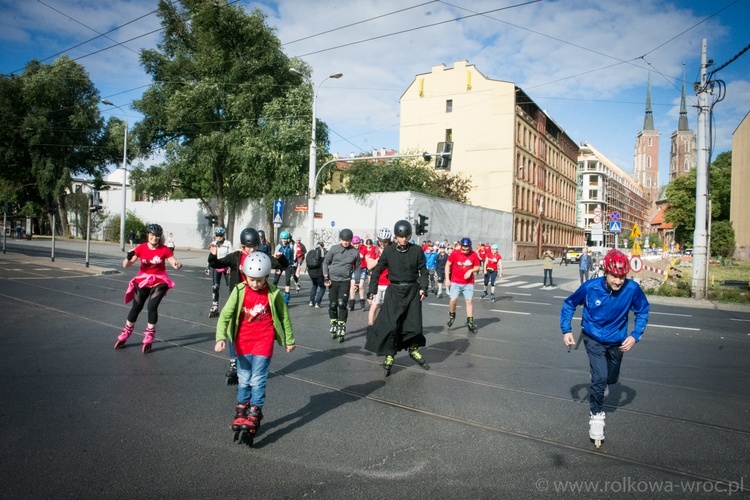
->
xmin=505 ymin=292 xmax=532 ymax=296
xmin=650 ymin=312 xmax=692 ymax=317
xmin=498 ymin=281 xmax=527 ymax=287
xmin=554 ymin=295 xmax=568 ymax=299
xmin=730 ymin=318 xmax=750 ymax=323
xmin=515 ymin=300 xmax=551 ymax=306
xmin=649 ymin=324 xmax=700 ymax=331
xmin=519 ymin=283 xmax=543 ymax=288
xmin=490 ymin=309 xmax=531 ymax=315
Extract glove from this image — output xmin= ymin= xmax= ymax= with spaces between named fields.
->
xmin=367 ymin=292 xmax=374 ymax=300
xmin=126 ymin=250 xmax=135 ymax=260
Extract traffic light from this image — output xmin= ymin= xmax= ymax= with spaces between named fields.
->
xmin=88 ymin=192 xmax=102 ymax=212
xmin=205 ymin=214 xmax=218 ymax=225
xmin=422 ymin=151 xmax=431 ymax=162
xmin=434 ymin=141 xmax=453 ymax=169
xmin=416 ymin=214 xmax=429 ymax=236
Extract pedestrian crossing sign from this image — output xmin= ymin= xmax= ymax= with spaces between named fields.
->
xmin=609 ymin=221 xmax=621 ymax=233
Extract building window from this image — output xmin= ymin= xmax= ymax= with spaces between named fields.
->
xmin=445 ymin=129 xmax=452 ymax=142
xmin=648 ymin=137 xmax=652 ymax=146
xmin=446 ymin=99 xmax=453 ymax=113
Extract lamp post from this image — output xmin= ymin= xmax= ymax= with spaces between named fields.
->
xmin=289 ymin=68 xmax=343 ymax=248
xmin=101 ymin=100 xmax=128 ymax=252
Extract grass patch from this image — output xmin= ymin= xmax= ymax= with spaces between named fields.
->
xmin=660 ymin=259 xmax=750 ymax=303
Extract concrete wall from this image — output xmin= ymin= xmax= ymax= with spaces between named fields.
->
xmin=731 ymin=111 xmax=750 ymax=260
xmin=98 ymin=190 xmax=514 ymax=259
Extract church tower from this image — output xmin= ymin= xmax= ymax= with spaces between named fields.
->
xmin=633 ymin=73 xmax=660 ymax=216
xmin=669 ymin=69 xmax=697 ymax=181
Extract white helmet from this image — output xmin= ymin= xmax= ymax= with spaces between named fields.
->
xmin=242 ymin=253 xmax=272 ymax=278
xmin=377 ymin=227 xmax=392 ymax=241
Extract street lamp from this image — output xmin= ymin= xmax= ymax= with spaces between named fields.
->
xmin=289 ymin=68 xmax=343 ymax=248
xmin=101 ymin=100 xmax=128 ymax=252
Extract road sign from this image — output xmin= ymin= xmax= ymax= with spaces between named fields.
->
xmin=630 ymin=255 xmax=642 ymax=273
xmin=609 ymin=221 xmax=621 ymax=233
xmin=593 ymin=215 xmax=601 ymax=224
xmin=273 ymin=199 xmax=284 ymax=227
xmin=331 ymin=221 xmax=335 ymax=227
xmin=610 ymin=211 xmax=620 ymax=222
xmin=594 ymin=207 xmax=601 ymax=216
xmin=630 ymin=222 xmax=641 ymax=239
xmin=294 ymin=204 xmax=308 ymax=212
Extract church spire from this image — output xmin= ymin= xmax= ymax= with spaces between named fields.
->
xmin=643 ymin=72 xmax=654 ymax=131
xmin=678 ymin=65 xmax=689 ymax=131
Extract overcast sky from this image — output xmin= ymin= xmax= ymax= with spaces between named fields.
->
xmin=2 ymin=0 xmax=749 ymax=186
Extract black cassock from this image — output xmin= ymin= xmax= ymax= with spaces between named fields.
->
xmin=364 ymin=243 xmax=427 ymax=356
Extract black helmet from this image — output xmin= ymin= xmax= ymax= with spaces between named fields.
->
xmin=146 ymin=223 xmax=163 ymax=237
xmin=258 ymin=229 xmax=266 ymax=238
xmin=393 ymin=220 xmax=412 ymax=238
xmin=240 ymin=228 xmax=260 ymax=247
xmin=339 ymin=228 xmax=353 ymax=242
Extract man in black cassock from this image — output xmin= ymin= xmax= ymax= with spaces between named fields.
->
xmin=365 ymin=220 xmax=428 ymax=375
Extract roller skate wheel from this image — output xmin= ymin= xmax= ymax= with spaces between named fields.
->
xmin=114 ymin=340 xmax=126 ymax=349
xmin=142 ymin=343 xmax=153 ymax=354
xmin=594 ymin=439 xmax=602 ymax=449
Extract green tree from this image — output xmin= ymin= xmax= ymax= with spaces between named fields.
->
xmin=664 ymin=151 xmax=732 ymax=247
xmin=711 ymin=220 xmax=735 ymax=259
xmin=343 ymin=156 xmax=473 ymax=203
xmin=132 ymin=0 xmax=311 ymax=238
xmin=20 ymin=56 xmax=106 ymax=236
xmin=0 ymin=75 xmax=35 ymax=207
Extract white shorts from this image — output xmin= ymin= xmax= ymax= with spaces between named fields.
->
xmin=373 ymin=285 xmax=388 ymax=305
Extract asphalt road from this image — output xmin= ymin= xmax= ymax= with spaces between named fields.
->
xmin=1 ymin=238 xmax=749 ymax=499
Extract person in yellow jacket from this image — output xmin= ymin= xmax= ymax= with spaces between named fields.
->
xmin=215 ymin=252 xmax=295 ymax=445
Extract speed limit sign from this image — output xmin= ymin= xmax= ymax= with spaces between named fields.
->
xmin=630 ymin=255 xmax=643 ymax=273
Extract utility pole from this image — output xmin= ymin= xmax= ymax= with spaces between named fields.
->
xmin=692 ymin=38 xmax=710 ymax=299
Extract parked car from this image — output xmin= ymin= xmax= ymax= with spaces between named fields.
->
xmin=565 ymin=246 xmax=585 ymax=263
xmin=683 ymin=248 xmax=693 ymax=256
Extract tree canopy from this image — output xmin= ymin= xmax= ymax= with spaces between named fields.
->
xmin=132 ymin=0 xmax=318 ymax=236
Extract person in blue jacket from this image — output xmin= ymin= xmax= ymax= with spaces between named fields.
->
xmin=560 ymin=248 xmax=649 ymax=448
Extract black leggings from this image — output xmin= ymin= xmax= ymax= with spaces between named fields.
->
xmin=127 ymin=283 xmax=168 ymax=325
xmin=328 ymin=280 xmax=350 ymax=322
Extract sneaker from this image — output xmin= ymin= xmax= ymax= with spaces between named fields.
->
xmin=315 ymin=303 xmax=321 ymax=308
xmin=603 ymin=385 xmax=609 ymax=398
xmin=348 ymin=300 xmax=355 ymax=311
xmin=296 ymin=284 xmax=301 ymax=293
xmin=408 ymin=346 xmax=425 ymax=366
xmin=309 ymin=301 xmax=314 ymax=307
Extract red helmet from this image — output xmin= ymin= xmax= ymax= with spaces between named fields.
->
xmin=603 ymin=249 xmax=630 ymax=276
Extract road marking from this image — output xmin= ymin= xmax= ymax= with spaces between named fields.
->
xmin=515 ymin=300 xmax=551 ymax=306
xmin=649 ymin=324 xmax=700 ymax=331
xmin=730 ymin=318 xmax=750 ymax=323
xmin=498 ymin=281 xmax=527 ymax=287
xmin=519 ymin=283 xmax=543 ymax=288
xmin=505 ymin=292 xmax=531 ymax=296
xmin=554 ymin=295 xmax=568 ymax=299
xmin=490 ymin=309 xmax=530 ymax=315
xmin=651 ymin=312 xmax=692 ymax=317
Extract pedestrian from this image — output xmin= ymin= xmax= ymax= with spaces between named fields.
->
xmin=166 ymin=232 xmax=175 ymax=251
xmin=128 ymin=229 xmax=136 ymax=247
xmin=272 ymin=231 xmax=294 ymax=304
xmin=322 ymin=228 xmax=360 ymax=342
xmin=424 ymin=243 xmax=438 ymax=294
xmin=292 ymin=236 xmax=306 ymax=292
xmin=480 ymin=243 xmax=503 ymax=302
xmin=579 ymin=246 xmax=594 ymax=284
xmin=366 ymin=228 xmax=392 ymax=327
xmin=208 ymin=227 xmax=233 ymax=318
xmin=348 ymin=236 xmax=367 ymax=311
xmin=305 ymin=241 xmax=326 ymax=308
xmin=445 ymin=237 xmax=481 ymax=333
xmin=208 ymin=227 xmax=286 ymax=385
xmin=542 ymin=250 xmax=555 ymax=287
xmin=214 ymin=252 xmax=296 ymax=446
xmin=114 ymin=223 xmax=182 ymax=353
xmin=257 ymin=230 xmax=272 ymax=256
xmin=365 ymin=220 xmax=428 ymax=375
xmin=560 ymin=249 xmax=649 ymax=448
xmin=559 ymin=249 xmax=568 ymax=266
xmin=435 ymin=242 xmax=449 ymax=298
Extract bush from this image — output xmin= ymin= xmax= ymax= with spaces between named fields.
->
xmin=708 ymin=287 xmax=750 ymax=303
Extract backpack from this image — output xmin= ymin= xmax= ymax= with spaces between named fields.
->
xmin=306 ymin=248 xmax=323 ymax=269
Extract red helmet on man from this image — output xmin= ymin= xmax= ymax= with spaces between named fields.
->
xmin=602 ymin=249 xmax=630 ymax=276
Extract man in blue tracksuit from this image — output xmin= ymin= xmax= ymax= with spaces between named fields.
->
xmin=560 ymin=249 xmax=649 ymax=447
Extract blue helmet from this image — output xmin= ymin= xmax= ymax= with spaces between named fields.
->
xmin=279 ymin=230 xmax=291 ymax=239
xmin=460 ymin=237 xmax=472 ymax=247
xmin=214 ymin=227 xmax=226 ymax=236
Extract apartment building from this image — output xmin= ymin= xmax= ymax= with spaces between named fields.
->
xmin=399 ymin=60 xmax=583 ymax=260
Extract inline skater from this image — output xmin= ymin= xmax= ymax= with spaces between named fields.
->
xmin=322 ymin=229 xmax=360 ymax=342
xmin=365 ymin=220 xmax=428 ymax=376
xmin=115 ymin=223 xmax=182 ymax=353
xmin=214 ymin=252 xmax=295 ymax=446
xmin=560 ymin=249 xmax=650 ymax=448
xmin=366 ymin=228 xmax=392 ymax=327
xmin=445 ymin=237 xmax=481 ymax=333
xmin=273 ymin=231 xmax=294 ymax=304
xmin=480 ymin=243 xmax=503 ymax=302
xmin=208 ymin=227 xmax=233 ymax=318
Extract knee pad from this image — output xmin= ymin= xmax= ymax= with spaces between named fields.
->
xmin=328 ymin=302 xmax=338 ymax=314
xmin=211 ymin=284 xmax=220 ymax=293
xmin=337 ymin=299 xmax=348 ymax=310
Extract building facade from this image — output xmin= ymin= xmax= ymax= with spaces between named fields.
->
xmin=731 ymin=111 xmax=750 ymax=260
xmin=577 ymin=142 xmax=649 ymax=248
xmin=399 ymin=60 xmax=583 ymax=260
xmin=633 ymin=75 xmax=660 ymax=218
xmin=669 ymin=75 xmax=697 ymax=181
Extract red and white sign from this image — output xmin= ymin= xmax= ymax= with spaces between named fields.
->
xmin=630 ymin=255 xmax=643 ymax=273
xmin=593 ymin=215 xmax=601 ymax=224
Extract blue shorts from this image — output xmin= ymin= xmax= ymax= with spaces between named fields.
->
xmin=352 ymin=268 xmax=367 ymax=283
xmin=449 ymin=283 xmax=475 ymax=300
